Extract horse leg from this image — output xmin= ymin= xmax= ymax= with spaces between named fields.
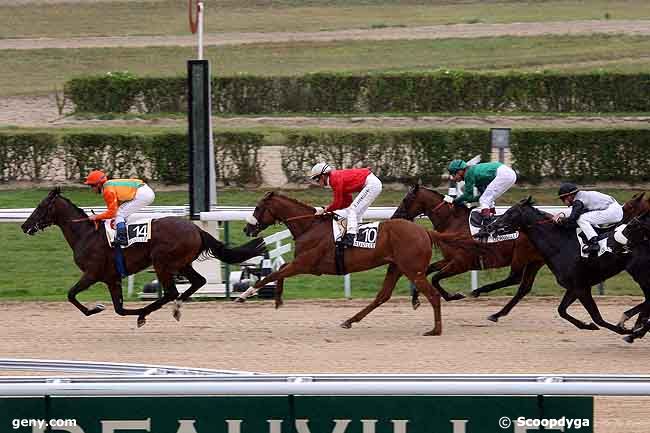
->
xmin=235 ymin=262 xmax=301 ymax=302
xmin=577 ymin=291 xmax=631 ymax=335
xmin=618 ymin=301 xmax=647 ymax=329
xmin=429 ymin=263 xmax=466 ymax=302
xmin=341 ymin=264 xmax=402 ymax=329
xmin=470 ymin=269 xmax=523 ymax=298
xmin=67 ymin=275 xmax=105 ymax=317
xmin=134 ymin=271 xmax=179 ymax=328
xmin=412 ymin=259 xmax=448 ymax=310
xmin=485 ymin=262 xmax=544 ymax=323
xmin=172 ymin=265 xmax=207 ymax=322
xmin=557 ymin=290 xmax=599 ymax=330
xmin=409 ymin=271 xmax=442 ymax=336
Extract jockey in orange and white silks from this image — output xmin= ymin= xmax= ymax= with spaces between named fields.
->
xmin=309 ymin=162 xmax=383 ymax=247
xmin=84 ymin=170 xmax=155 ymax=246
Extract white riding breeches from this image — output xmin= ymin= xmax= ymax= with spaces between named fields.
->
xmin=479 ymin=165 xmax=517 ymax=209
xmin=577 ymin=202 xmax=623 ymax=240
xmin=345 ymin=173 xmax=382 ymax=234
xmin=115 ymin=184 xmax=155 ymax=224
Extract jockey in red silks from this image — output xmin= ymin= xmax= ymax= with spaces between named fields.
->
xmin=309 ymin=162 xmax=383 ymax=247
xmin=83 ymin=170 xmax=156 ymax=246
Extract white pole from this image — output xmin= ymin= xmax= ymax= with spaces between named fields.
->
xmin=471 ymin=271 xmax=478 ymax=292
xmin=344 ymin=274 xmax=351 ymax=299
xmin=127 ymin=275 xmax=134 ymax=298
xmin=197 ymin=1 xmax=204 ymax=60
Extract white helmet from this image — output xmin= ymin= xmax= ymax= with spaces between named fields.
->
xmin=309 ymin=162 xmax=333 ymax=180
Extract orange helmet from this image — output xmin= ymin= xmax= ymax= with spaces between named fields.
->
xmin=84 ymin=170 xmax=107 ymax=185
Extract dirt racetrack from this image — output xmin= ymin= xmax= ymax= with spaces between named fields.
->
xmin=3 ymin=295 xmax=650 ymax=431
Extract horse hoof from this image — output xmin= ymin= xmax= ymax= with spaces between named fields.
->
xmin=234 ymin=297 xmax=246 ymax=303
xmin=173 ymin=301 xmax=182 ymax=321
xmin=96 ymin=304 xmax=106 ymax=311
xmin=487 ymin=315 xmax=499 ymax=323
xmin=584 ymin=323 xmax=599 ymax=330
xmin=423 ymin=329 xmax=442 ymax=336
xmin=469 ymin=290 xmax=481 ymax=298
xmin=340 ymin=321 xmax=352 ymax=329
xmin=274 ymin=301 xmax=283 ymax=309
xmin=448 ymin=293 xmax=466 ymax=301
xmin=137 ymin=318 xmax=146 ymax=328
xmin=411 ymin=302 xmax=420 ymax=311
xmin=623 ymin=335 xmax=635 ymax=344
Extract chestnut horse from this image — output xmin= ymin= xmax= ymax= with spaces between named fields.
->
xmin=238 ymin=192 xmax=484 ymax=336
xmin=21 ymin=188 xmax=266 ymax=327
xmin=392 ymin=184 xmax=545 ymax=322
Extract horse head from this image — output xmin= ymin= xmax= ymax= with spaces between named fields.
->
xmin=391 ymin=184 xmax=422 ymax=221
xmin=622 ymin=211 xmax=650 ymax=247
xmin=244 ymin=192 xmax=315 ymax=237
xmin=22 ymin=187 xmax=64 ymax=235
xmin=622 ymin=192 xmax=647 ymax=222
xmin=485 ymin=196 xmax=539 ymax=235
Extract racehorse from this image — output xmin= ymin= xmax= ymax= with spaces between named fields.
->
xmin=610 ymin=210 xmax=650 ymax=343
xmin=21 ymin=188 xmax=266 ymax=327
xmin=237 ymin=192 xmax=484 ymax=336
xmin=483 ymin=196 xmax=638 ymax=336
xmin=392 ymin=184 xmax=545 ymax=322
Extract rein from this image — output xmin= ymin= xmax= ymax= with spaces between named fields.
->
xmin=285 ymin=213 xmax=320 ymax=223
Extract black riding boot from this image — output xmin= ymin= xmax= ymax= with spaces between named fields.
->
xmin=582 ymin=236 xmax=600 ymax=255
xmin=339 ymin=233 xmax=355 ymax=248
xmin=114 ymin=222 xmax=128 ymax=247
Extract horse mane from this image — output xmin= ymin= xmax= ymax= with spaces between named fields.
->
xmin=50 ymin=187 xmax=88 ymax=217
xmin=265 ymin=192 xmax=315 ymax=211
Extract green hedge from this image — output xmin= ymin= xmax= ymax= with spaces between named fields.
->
xmin=512 ymin=129 xmax=650 ymax=184
xmin=65 ymin=71 xmax=650 ymax=114
xmin=2 ymin=128 xmax=650 ymax=185
xmin=281 ymin=129 xmax=489 ymax=184
xmin=0 ymin=131 xmax=263 ymax=185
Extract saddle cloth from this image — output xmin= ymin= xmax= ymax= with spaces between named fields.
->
xmin=332 ymin=210 xmax=379 ymax=249
xmin=468 ymin=210 xmax=519 ymax=243
xmin=104 ymin=219 xmax=152 ymax=248
xmin=576 ymin=224 xmax=629 ymax=258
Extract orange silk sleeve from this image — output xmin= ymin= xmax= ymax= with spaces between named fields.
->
xmin=93 ymin=189 xmax=119 ymax=220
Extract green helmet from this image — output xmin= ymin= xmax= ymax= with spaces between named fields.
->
xmin=448 ymin=159 xmax=467 ymax=174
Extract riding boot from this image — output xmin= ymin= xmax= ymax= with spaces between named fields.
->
xmin=479 ymin=208 xmax=492 ymax=226
xmin=339 ymin=233 xmax=356 ymax=248
xmin=582 ymin=236 xmax=600 ymax=255
xmin=115 ymin=222 xmax=128 ymax=247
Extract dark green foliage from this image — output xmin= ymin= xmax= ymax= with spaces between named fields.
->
xmin=66 ymin=71 xmax=650 ymax=114
xmin=511 ymin=129 xmax=650 ymax=184
xmin=0 ymin=132 xmax=58 ymax=181
xmin=281 ymin=129 xmax=490 ymax=184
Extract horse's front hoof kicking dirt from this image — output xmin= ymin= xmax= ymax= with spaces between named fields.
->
xmin=340 ymin=321 xmax=352 ymax=329
xmin=487 ymin=314 xmax=499 ymax=323
xmin=137 ymin=317 xmax=147 ymax=328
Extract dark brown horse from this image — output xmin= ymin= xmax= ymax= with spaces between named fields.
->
xmin=21 ymin=188 xmax=266 ymax=327
xmin=237 ymin=192 xmax=482 ymax=336
xmin=392 ymin=184 xmax=546 ymax=322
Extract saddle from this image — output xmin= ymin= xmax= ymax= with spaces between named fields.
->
xmin=468 ymin=210 xmax=519 ymax=243
xmin=104 ymin=219 xmax=152 ymax=248
xmin=576 ymin=223 xmax=630 ymax=259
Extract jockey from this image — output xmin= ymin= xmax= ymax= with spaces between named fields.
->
xmin=554 ymin=182 xmax=623 ymax=255
xmin=448 ymin=159 xmax=517 ymax=225
xmin=83 ymin=170 xmax=156 ymax=247
xmin=309 ymin=162 xmax=383 ymax=248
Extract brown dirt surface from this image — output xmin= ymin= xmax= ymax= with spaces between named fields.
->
xmin=2 ymin=296 xmax=650 ymax=431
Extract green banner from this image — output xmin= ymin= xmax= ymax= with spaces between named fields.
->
xmin=1 ymin=395 xmax=592 ymax=433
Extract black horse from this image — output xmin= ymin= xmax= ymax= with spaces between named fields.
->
xmin=611 ymin=212 xmax=650 ymax=343
xmin=21 ymin=188 xmax=266 ymax=327
xmin=483 ymin=196 xmax=639 ymax=336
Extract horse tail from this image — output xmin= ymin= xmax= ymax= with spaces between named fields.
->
xmin=199 ymin=230 xmax=267 ymax=264
xmin=426 ymin=230 xmax=487 ymax=255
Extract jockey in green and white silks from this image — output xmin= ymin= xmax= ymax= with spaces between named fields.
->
xmin=555 ymin=182 xmax=623 ymax=255
xmin=448 ymin=160 xmax=517 ymax=223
